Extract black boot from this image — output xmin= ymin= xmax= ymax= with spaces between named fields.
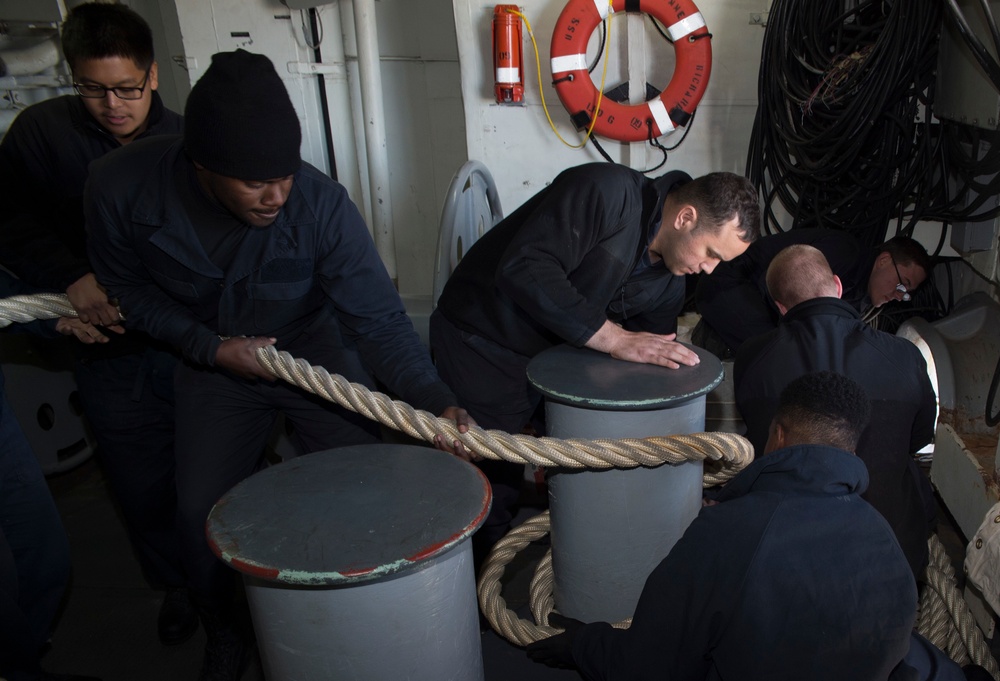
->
xmin=198 ymin=608 xmax=249 ymax=681
xmin=963 ymin=665 xmax=996 ymax=681
xmin=158 ymin=587 xmax=199 ymax=645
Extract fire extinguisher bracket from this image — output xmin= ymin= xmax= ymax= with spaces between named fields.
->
xmin=493 ymin=5 xmax=525 ymax=105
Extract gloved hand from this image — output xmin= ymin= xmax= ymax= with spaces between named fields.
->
xmin=525 ymin=612 xmax=586 ymax=669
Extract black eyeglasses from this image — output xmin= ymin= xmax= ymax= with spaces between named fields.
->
xmin=890 ymin=255 xmax=911 ymax=302
xmin=74 ymin=68 xmax=151 ymax=100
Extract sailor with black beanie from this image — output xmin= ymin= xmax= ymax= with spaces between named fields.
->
xmin=183 ymin=49 xmax=302 ymax=181
xmin=84 ymin=48 xmax=472 ymax=681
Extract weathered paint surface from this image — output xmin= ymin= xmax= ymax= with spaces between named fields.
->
xmin=526 ymin=343 xmax=724 ymax=410
xmin=205 ymin=444 xmax=491 ymax=586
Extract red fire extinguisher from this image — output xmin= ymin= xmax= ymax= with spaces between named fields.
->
xmin=493 ymin=5 xmax=524 ymax=104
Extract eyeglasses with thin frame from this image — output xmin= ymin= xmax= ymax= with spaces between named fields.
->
xmin=890 ymin=255 xmax=912 ymax=302
xmin=73 ymin=68 xmax=151 ymax=101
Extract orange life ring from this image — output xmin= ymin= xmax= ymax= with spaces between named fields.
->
xmin=549 ymin=0 xmax=712 ymax=142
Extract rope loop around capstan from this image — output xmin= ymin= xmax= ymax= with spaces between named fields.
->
xmin=0 ymin=292 xmax=754 ymax=474
xmin=255 ymin=344 xmax=753 ymax=475
xmin=481 ymin=514 xmax=1000 ymax=676
xmin=2 ymin=292 xmax=996 ymax=673
xmin=918 ymin=535 xmax=1000 ymax=677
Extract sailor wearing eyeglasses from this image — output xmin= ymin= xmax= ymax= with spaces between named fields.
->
xmin=693 ymin=227 xmax=932 ymax=357
xmin=0 ymin=2 xmax=196 ymax=651
xmin=72 ymin=63 xmax=156 ymax=143
xmin=733 ymin=244 xmax=938 ymax=581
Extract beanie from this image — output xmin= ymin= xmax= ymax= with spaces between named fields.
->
xmin=184 ymin=49 xmax=302 ymax=181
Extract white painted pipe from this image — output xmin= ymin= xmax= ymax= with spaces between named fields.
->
xmin=320 ymin=4 xmax=364 ymax=211
xmin=0 ymin=36 xmax=61 ymax=77
xmin=352 ymin=0 xmax=398 ymax=283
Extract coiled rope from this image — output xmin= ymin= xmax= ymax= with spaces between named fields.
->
xmin=4 ymin=293 xmax=996 ymax=672
xmin=482 ymin=512 xmax=1000 ymax=676
xmin=919 ymin=534 xmax=1000 ymax=677
xmin=478 ymin=510 xmax=633 ymax=645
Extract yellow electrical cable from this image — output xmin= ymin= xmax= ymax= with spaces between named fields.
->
xmin=507 ymin=3 xmax=613 ymax=149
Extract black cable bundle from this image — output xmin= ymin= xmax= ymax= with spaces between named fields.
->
xmin=746 ymin=0 xmax=943 ymax=248
xmin=918 ymin=122 xmax=1000 ymax=226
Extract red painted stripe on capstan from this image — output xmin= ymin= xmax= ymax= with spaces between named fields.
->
xmin=226 ymin=555 xmax=280 ymax=581
xmin=407 ymin=467 xmax=493 ymax=563
xmin=338 ymin=564 xmax=379 ymax=578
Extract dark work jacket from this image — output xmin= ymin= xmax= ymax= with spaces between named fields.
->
xmin=696 ymin=228 xmax=876 ymax=351
xmin=0 ymin=93 xmax=182 ymax=291
xmin=0 ymin=93 xmax=183 ymax=360
xmin=85 ymin=136 xmax=457 ymax=416
xmin=734 ymin=297 xmax=937 ymax=577
xmin=572 ymin=446 xmax=917 ymax=681
xmin=436 ymin=163 xmax=688 ymax=358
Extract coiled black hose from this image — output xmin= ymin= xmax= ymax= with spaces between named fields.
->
xmin=746 ymin=0 xmax=1000 ymax=255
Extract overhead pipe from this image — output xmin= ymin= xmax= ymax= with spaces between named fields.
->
xmin=0 ymin=36 xmax=61 ymax=77
xmin=318 ymin=3 xmax=364 ymax=208
xmin=351 ymin=0 xmax=399 ymax=285
xmin=0 ymin=36 xmax=66 ymax=137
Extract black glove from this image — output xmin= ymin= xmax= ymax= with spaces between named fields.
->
xmin=963 ymin=665 xmax=996 ymax=681
xmin=526 ymin=612 xmax=586 ymax=669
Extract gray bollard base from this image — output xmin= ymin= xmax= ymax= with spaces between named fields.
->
xmin=206 ymin=445 xmax=491 ymax=681
xmin=528 ymin=345 xmax=723 ymax=625
xmin=549 ymin=461 xmax=703 ymax=623
xmin=245 ymin=542 xmax=482 ymax=681
xmin=546 ymin=397 xmax=707 ymax=623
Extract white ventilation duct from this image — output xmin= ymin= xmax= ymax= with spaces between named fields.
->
xmin=0 ymin=35 xmax=61 ymax=77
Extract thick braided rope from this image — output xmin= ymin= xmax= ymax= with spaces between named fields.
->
xmin=476 ymin=507 xmax=643 ymax=647
xmin=13 ymin=294 xmax=995 ymax=666
xmin=474 ymin=511 xmax=631 ymax=646
xmin=255 ymin=346 xmax=753 ymax=475
xmin=918 ymin=535 xmax=999 ymax=677
xmin=0 ymin=294 xmax=752 ymax=474
xmin=477 ymin=511 xmax=558 ymax=644
xmin=0 ymin=294 xmax=77 ymax=329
